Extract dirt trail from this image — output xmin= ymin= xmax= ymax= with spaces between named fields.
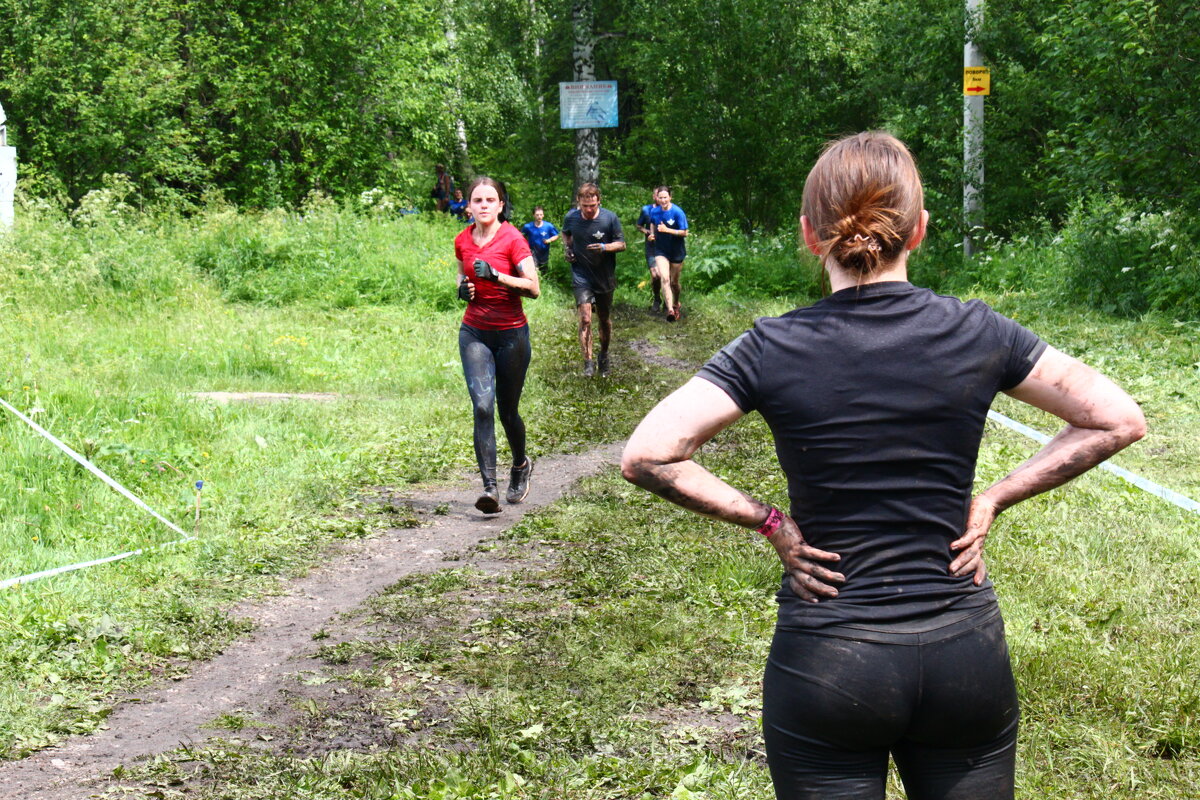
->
xmin=0 ymin=442 xmax=624 ymax=800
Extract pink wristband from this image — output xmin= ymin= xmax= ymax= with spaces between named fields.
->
xmin=756 ymin=507 xmax=784 ymax=538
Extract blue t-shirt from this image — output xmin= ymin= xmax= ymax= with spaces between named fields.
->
xmin=521 ymin=221 xmax=559 ymax=259
xmin=448 ymin=198 xmax=468 ymax=220
xmin=636 ymin=204 xmax=656 ymax=254
xmin=649 ymin=203 xmax=688 ymax=260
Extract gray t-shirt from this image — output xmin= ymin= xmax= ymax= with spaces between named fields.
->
xmin=563 ymin=207 xmax=624 ymax=293
xmin=698 ymin=282 xmax=1047 ymax=635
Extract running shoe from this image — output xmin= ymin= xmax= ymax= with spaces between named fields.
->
xmin=666 ymin=307 xmax=679 ymax=322
xmin=506 ymin=458 xmax=533 ymax=504
xmin=475 ymin=486 xmax=501 ymax=514
xmin=651 ymin=298 xmax=662 ymax=313
xmin=583 ymin=359 xmax=596 ymax=377
xmin=598 ymin=351 xmax=611 ymax=377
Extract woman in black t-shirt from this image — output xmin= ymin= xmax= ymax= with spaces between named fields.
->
xmin=621 ymin=132 xmax=1145 ymax=800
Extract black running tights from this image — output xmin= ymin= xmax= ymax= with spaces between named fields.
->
xmin=459 ymin=323 xmax=530 ymax=488
xmin=763 ymin=610 xmax=1019 ymax=800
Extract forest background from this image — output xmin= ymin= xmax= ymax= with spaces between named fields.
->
xmin=1 ymin=0 xmax=1198 ymax=317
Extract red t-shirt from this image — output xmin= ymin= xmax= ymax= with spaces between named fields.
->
xmin=456 ymin=222 xmax=533 ymax=331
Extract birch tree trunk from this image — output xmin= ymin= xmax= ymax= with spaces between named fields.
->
xmin=444 ymin=19 xmax=474 ymax=180
xmin=530 ymin=0 xmax=546 ymax=153
xmin=572 ymin=0 xmax=598 ymax=188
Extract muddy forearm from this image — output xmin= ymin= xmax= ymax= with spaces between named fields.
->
xmin=981 ymin=423 xmax=1142 ymax=513
xmin=623 ymin=458 xmax=771 ymax=528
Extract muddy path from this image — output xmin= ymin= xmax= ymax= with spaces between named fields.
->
xmin=0 ymin=442 xmax=625 ymax=800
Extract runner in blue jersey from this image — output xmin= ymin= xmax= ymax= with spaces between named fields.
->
xmin=635 ymin=192 xmax=664 ymax=312
xmin=521 ymin=206 xmax=560 ymax=271
xmin=648 ymin=186 xmax=689 ymax=321
xmin=448 ymin=188 xmax=468 ymax=221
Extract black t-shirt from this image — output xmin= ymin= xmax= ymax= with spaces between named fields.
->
xmin=564 ymin=207 xmax=624 ymax=293
xmin=698 ymin=282 xmax=1047 ymax=635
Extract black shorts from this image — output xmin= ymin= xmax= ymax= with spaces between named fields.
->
xmin=571 ymin=267 xmax=614 ymax=308
xmin=572 ymin=284 xmax=614 ymax=308
xmin=763 ymin=606 xmax=1018 ymax=800
xmin=644 ymin=246 xmax=656 ymax=270
xmin=532 ymin=251 xmax=549 ymax=268
xmin=653 ymin=241 xmax=686 ymax=264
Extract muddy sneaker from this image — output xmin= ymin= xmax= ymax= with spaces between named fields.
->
xmin=474 ymin=486 xmax=501 ymax=514
xmin=598 ymin=351 xmax=611 ymax=377
xmin=583 ymin=359 xmax=596 ymax=377
xmin=665 ymin=307 xmax=679 ymax=322
xmin=506 ymin=458 xmax=533 ymax=504
xmin=651 ymin=298 xmax=662 ymax=313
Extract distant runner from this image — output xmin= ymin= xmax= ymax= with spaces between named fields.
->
xmin=521 ymin=206 xmax=560 ymax=273
xmin=648 ymin=186 xmax=688 ymax=321
xmin=431 ymin=164 xmax=454 ymax=212
xmin=562 ymin=183 xmax=626 ymax=377
xmin=454 ymin=176 xmax=540 ymax=513
xmin=635 ymin=192 xmax=663 ymax=312
xmin=448 ymin=188 xmax=468 ymax=221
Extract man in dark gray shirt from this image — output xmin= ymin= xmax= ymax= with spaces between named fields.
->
xmin=563 ymin=182 xmax=625 ymax=377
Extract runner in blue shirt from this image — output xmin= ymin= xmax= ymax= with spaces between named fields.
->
xmin=448 ymin=188 xmax=469 ymax=221
xmin=635 ymin=192 xmax=664 ymax=312
xmin=521 ymin=207 xmax=560 ymax=271
xmin=648 ymin=186 xmax=689 ymax=321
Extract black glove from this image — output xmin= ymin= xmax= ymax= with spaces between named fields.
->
xmin=457 ymin=281 xmax=472 ymax=302
xmin=473 ymin=258 xmax=500 ymax=281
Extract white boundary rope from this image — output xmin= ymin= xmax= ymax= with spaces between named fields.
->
xmin=0 ymin=396 xmax=197 ymax=590
xmin=986 ymin=410 xmax=1200 ymax=514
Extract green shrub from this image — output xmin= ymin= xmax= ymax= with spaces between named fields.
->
xmin=180 ymin=201 xmax=462 ymax=309
xmin=681 ymin=229 xmax=821 ymax=300
xmin=1056 ymin=195 xmax=1199 ymax=317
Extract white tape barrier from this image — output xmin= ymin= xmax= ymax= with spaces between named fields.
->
xmin=987 ymin=410 xmax=1200 ymax=514
xmin=0 ymin=397 xmax=197 ymax=590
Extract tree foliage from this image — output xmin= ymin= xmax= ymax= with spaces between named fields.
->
xmin=0 ymin=0 xmax=525 ymax=206
xmin=0 ymin=0 xmax=1196 ymax=243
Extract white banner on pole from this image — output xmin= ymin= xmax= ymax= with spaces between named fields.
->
xmin=0 ymin=147 xmax=14 ymax=230
xmin=0 ymin=100 xmax=13 ymax=230
xmin=559 ymin=81 xmax=618 ymax=129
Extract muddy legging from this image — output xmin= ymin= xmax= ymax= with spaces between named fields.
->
xmin=459 ymin=323 xmax=531 ymax=489
xmin=763 ymin=607 xmax=1018 ymax=800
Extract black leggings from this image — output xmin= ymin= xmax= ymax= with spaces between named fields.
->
xmin=763 ymin=608 xmax=1018 ymax=800
xmin=459 ymin=323 xmax=531 ymax=488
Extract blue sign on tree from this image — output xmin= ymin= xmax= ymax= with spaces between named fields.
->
xmin=559 ymin=81 xmax=618 ymax=129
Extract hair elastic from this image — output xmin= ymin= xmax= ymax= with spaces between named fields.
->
xmin=850 ymin=233 xmax=881 ymax=252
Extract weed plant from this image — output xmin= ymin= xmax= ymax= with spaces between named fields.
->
xmin=945 ymin=195 xmax=1200 ymax=320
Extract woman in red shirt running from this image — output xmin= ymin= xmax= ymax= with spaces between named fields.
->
xmin=455 ymin=177 xmax=540 ymax=513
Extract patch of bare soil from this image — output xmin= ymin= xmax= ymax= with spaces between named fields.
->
xmin=0 ymin=443 xmax=622 ymax=800
xmin=626 ymin=338 xmax=696 ymax=372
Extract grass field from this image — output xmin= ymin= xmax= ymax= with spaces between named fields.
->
xmin=1 ymin=204 xmax=1198 ymax=797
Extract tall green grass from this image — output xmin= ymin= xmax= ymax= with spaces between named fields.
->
xmin=1 ymin=195 xmax=1197 ymax=800
xmin=940 ymin=195 xmax=1200 ymax=320
xmin=0 ymin=195 xmax=823 ymax=757
xmin=115 ymin=354 xmax=1200 ymax=798
xmin=0 ymin=204 xmax=474 ymax=754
